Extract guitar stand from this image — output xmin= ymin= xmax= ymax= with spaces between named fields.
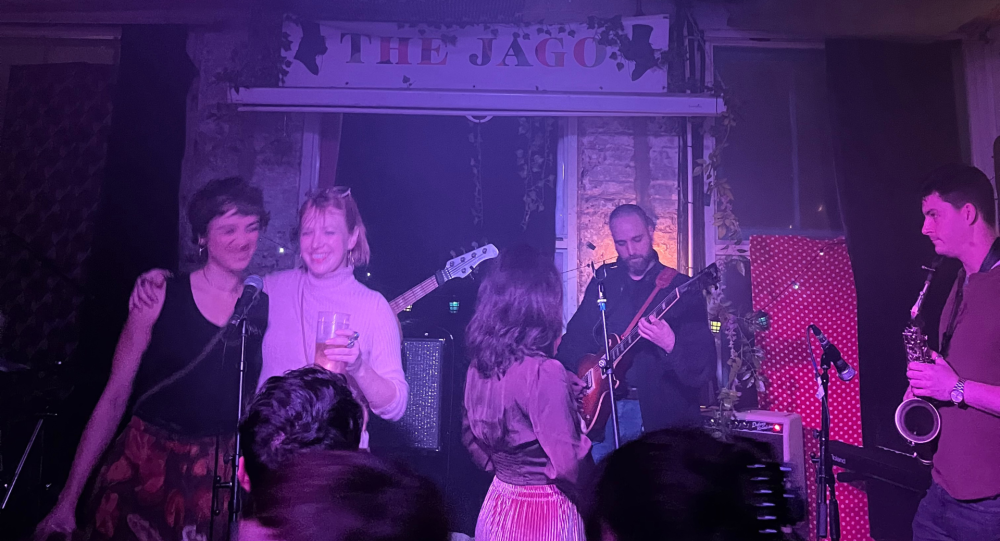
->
xmin=597 ymin=282 xmax=622 ymax=451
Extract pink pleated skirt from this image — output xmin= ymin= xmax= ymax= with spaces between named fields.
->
xmin=475 ymin=477 xmax=585 ymax=541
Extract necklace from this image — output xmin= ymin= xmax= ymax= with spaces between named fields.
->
xmin=202 ymin=268 xmax=240 ymax=295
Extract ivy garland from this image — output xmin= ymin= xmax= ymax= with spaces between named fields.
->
xmin=467 ymin=117 xmax=557 ymax=230
xmin=697 ymin=90 xmax=768 ymax=416
xmin=215 ymin=12 xmax=293 ymax=91
xmin=468 ymin=120 xmax=485 ymax=225
xmin=517 ymin=117 xmax=557 ymax=230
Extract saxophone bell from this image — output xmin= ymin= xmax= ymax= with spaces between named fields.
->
xmin=895 ymin=395 xmax=941 ymax=444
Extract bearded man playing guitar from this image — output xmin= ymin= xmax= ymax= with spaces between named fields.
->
xmin=555 ymin=204 xmax=716 ymax=462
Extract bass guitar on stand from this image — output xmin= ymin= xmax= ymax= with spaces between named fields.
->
xmin=389 ymin=244 xmax=499 ymax=315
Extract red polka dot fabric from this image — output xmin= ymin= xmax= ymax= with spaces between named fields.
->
xmin=749 ymin=235 xmax=873 ymax=541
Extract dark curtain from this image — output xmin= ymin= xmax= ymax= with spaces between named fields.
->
xmin=55 ymin=24 xmax=195 ymax=514
xmin=338 ymin=114 xmax=557 ymax=298
xmin=336 ymin=113 xmax=557 ymax=534
xmin=78 ymin=25 xmax=195 ymax=375
xmin=826 ymin=39 xmax=963 ymax=539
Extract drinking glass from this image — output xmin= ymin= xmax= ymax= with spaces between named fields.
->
xmin=316 ymin=311 xmax=351 ymax=373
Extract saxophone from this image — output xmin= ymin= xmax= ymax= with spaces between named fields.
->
xmin=895 ymin=258 xmax=943 ymax=453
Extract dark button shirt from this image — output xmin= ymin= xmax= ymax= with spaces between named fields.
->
xmin=555 ymin=256 xmax=716 ymax=432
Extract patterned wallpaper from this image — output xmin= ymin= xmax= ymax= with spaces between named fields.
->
xmin=0 ymin=62 xmax=115 ymax=367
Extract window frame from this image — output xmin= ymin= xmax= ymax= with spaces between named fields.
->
xmin=703 ymin=38 xmax=842 ymax=264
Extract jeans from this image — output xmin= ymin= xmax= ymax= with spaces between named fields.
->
xmin=590 ymin=399 xmax=643 ymax=464
xmin=912 ymin=482 xmax=1000 ymax=541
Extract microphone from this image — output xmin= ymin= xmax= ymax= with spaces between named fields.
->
xmin=809 ymin=324 xmax=856 ymax=382
xmin=229 ymin=275 xmax=264 ymax=327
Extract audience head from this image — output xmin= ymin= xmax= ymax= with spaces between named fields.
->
xmin=252 ymin=450 xmax=450 ymax=541
xmin=586 ymin=428 xmax=801 ymax=541
xmin=187 ymin=176 xmax=269 ymax=268
xmin=239 ymin=366 xmax=363 ymax=490
xmin=465 ymin=244 xmax=563 ymax=378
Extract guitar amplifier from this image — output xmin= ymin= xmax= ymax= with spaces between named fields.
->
xmin=703 ymin=409 xmax=807 ymax=500
xmin=369 ymin=338 xmax=447 ymax=451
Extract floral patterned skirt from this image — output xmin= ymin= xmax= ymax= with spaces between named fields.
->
xmin=76 ymin=416 xmax=234 ymax=541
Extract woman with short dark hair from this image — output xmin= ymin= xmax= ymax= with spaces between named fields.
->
xmin=35 ymin=177 xmax=270 ymax=541
xmin=463 ymin=245 xmax=592 ymax=541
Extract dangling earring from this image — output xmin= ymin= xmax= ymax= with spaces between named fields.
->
xmin=199 ymin=245 xmax=206 ymax=258
xmin=347 ymin=252 xmax=355 ymax=267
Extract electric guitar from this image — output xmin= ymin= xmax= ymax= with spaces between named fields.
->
xmin=389 ymin=244 xmax=499 ymax=315
xmin=577 ymin=263 xmax=721 ymax=436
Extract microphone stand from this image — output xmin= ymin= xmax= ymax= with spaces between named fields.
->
xmin=597 ymin=281 xmax=622 ymax=450
xmin=209 ymin=318 xmax=249 ymax=541
xmin=814 ymin=349 xmax=840 ymax=541
xmin=0 ymin=412 xmax=54 ymax=512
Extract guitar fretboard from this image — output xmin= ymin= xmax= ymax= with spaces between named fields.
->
xmin=609 ymin=289 xmax=683 ymax=360
xmin=389 ymin=275 xmax=439 ymax=315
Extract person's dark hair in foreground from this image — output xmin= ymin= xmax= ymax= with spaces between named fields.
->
xmin=586 ymin=428 xmax=803 ymax=541
xmin=239 ymin=366 xmax=364 ymax=486
xmin=251 ymin=450 xmax=450 ymax=541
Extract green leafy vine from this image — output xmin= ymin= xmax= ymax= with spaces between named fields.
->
xmin=517 ymin=117 xmax=557 ymax=230
xmin=215 ymin=12 xmax=292 ymax=91
xmin=697 ymin=90 xmax=769 ymax=416
xmin=468 ymin=120 xmax=485 ymax=225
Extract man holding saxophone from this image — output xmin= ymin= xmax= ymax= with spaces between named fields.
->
xmin=908 ymin=164 xmax=1000 ymax=541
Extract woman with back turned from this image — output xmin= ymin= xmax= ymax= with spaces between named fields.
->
xmin=463 ymin=245 xmax=593 ymax=541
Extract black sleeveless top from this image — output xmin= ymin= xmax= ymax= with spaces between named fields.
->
xmin=131 ymin=274 xmax=268 ymax=437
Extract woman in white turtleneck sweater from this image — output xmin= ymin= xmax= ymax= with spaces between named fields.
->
xmin=131 ymin=187 xmax=407 ymax=446
xmin=260 ymin=188 xmax=407 ymax=431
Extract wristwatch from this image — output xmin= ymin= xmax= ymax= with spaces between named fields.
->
xmin=950 ymin=379 xmax=967 ymax=406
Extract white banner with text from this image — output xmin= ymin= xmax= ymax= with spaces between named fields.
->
xmin=282 ymin=15 xmax=670 ymax=94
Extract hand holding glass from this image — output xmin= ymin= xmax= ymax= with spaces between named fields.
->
xmin=316 ymin=312 xmax=351 ymax=373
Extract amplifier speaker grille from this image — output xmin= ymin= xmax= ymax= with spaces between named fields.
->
xmin=370 ymin=338 xmax=446 ymax=451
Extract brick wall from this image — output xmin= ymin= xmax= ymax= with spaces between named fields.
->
xmin=180 ymin=26 xmax=303 ymax=276
xmin=575 ymin=116 xmax=681 ymax=301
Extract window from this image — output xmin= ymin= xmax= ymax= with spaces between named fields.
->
xmin=712 ymin=46 xmax=843 ymax=236
xmin=555 ymin=118 xmax=579 ymax=327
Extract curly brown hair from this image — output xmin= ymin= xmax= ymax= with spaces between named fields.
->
xmin=465 ymin=245 xmax=563 ymax=379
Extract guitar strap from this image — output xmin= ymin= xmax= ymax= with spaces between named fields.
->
xmin=624 ymin=267 xmax=679 ymax=335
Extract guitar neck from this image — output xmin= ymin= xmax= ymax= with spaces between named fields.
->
xmin=389 ymin=275 xmax=441 ymax=315
xmin=610 ymin=290 xmax=682 ymax=360
xmin=606 ymin=265 xmax=718 ymax=363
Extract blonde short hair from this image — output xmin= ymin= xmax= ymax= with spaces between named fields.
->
xmin=296 ymin=187 xmax=370 ymax=267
